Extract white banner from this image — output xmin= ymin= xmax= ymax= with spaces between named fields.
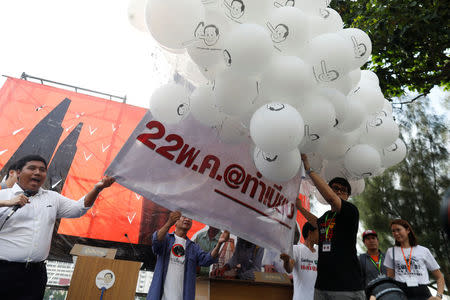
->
xmin=106 ymin=112 xmax=300 ymax=253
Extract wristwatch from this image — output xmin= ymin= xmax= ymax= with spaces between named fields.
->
xmin=436 ymin=293 xmax=443 ymax=299
xmin=306 ymin=168 xmax=314 ymax=175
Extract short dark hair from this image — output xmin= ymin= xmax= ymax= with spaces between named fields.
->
xmin=328 ymin=177 xmax=351 ymax=195
xmin=16 ymin=155 xmax=48 ymax=171
xmin=294 ymin=224 xmax=300 ymax=244
xmin=390 ymin=219 xmax=418 ymax=247
xmin=302 ymin=222 xmax=316 ymax=240
xmin=5 ymin=162 xmax=17 ymax=180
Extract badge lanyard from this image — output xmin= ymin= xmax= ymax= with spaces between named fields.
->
xmin=324 ymin=212 xmax=337 ymax=241
xmin=369 ymin=254 xmax=382 ymax=273
xmin=401 ymin=247 xmax=413 ymax=273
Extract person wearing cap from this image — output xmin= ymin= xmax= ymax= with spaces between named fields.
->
xmin=297 ymin=154 xmax=365 ymax=300
xmin=359 ymin=230 xmax=387 ymax=287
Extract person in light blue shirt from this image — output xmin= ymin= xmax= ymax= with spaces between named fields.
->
xmin=147 ymin=211 xmax=229 ymax=300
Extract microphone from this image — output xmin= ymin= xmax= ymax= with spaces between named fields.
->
xmin=0 ymin=190 xmax=34 ymax=231
xmin=6 ymin=190 xmax=34 ymax=218
xmin=124 ymin=233 xmax=139 ymax=257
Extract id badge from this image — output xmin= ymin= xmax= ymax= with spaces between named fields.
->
xmin=322 ymin=242 xmax=331 ymax=252
xmin=406 ymin=277 xmax=418 ymax=287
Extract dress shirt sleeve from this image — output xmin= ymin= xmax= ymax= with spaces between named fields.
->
xmin=56 ymin=192 xmax=90 ymax=219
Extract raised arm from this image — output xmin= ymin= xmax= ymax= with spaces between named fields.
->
xmin=210 ymin=230 xmax=230 ymax=258
xmin=84 ymin=176 xmax=115 ymax=207
xmin=296 ymin=196 xmax=318 ymax=228
xmin=301 ymin=154 xmax=342 ymax=212
xmin=157 ymin=211 xmax=181 ymax=241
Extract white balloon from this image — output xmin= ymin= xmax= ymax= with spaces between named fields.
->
xmin=379 ymin=138 xmax=407 ymax=168
xmin=221 ymin=0 xmax=272 ymax=25
xmin=382 ymin=98 xmax=393 ymax=116
xmin=128 ymin=0 xmax=148 ymax=32
xmin=297 ymin=96 xmax=336 ymax=139
xmin=323 ymin=160 xmax=349 ymax=182
xmin=360 ymin=70 xmax=380 ymax=86
xmin=213 ymin=70 xmax=259 ymax=115
xmin=253 ymin=147 xmax=301 ymax=182
xmin=320 ymin=88 xmax=349 ymax=127
xmin=348 ymin=83 xmax=385 ymax=114
xmin=348 ymin=69 xmax=362 ymax=90
xmin=266 ymin=7 xmax=309 ymax=55
xmin=338 ymin=28 xmax=372 ymax=69
xmin=349 ymin=179 xmax=365 ymax=196
xmin=344 ymin=144 xmax=381 ymax=178
xmin=260 ymin=56 xmax=314 ymax=104
xmin=359 ymin=113 xmax=399 ymax=148
xmin=288 ymin=0 xmax=328 ymax=13
xmin=337 ymin=99 xmax=367 ymax=132
xmin=307 ymin=152 xmax=324 ymax=173
xmin=145 ymin=0 xmax=205 ymax=49
xmin=187 ymin=9 xmax=231 ymax=75
xmin=190 ymin=86 xmax=226 ymax=126
xmin=317 ymin=128 xmax=357 ymax=160
xmin=371 ymin=167 xmax=386 ymax=177
xmin=304 ymin=33 xmax=354 ymax=85
xmin=224 ymin=23 xmax=274 ymax=75
xmin=250 ymin=102 xmax=305 ymax=153
xmin=217 ymin=116 xmax=250 ymax=144
xmin=315 ymin=73 xmax=353 ymax=96
xmin=298 ymin=134 xmax=321 ymax=154
xmin=308 ymin=8 xmax=343 ymax=38
xmin=149 ymin=83 xmax=191 ymax=124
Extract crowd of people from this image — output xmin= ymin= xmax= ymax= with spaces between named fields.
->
xmin=0 ymin=154 xmax=446 ymax=300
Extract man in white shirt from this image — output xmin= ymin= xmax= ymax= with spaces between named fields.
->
xmin=0 ymin=162 xmax=18 ymax=189
xmin=0 ymin=154 xmax=115 ymax=300
xmin=280 ymin=222 xmax=319 ymax=300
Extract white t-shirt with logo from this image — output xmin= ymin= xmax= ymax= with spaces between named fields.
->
xmin=162 ymin=234 xmax=187 ymax=300
xmin=292 ymin=244 xmax=318 ymax=300
xmin=383 ymin=245 xmax=440 ymax=285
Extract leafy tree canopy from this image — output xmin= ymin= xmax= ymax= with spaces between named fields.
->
xmin=334 ymin=0 xmax=450 ymax=98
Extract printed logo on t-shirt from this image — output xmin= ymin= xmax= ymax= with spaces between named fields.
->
xmin=300 ymin=258 xmax=318 ymax=271
xmin=172 ymin=244 xmax=185 ymax=257
xmin=170 ymin=243 xmax=186 ymax=266
xmin=395 ymin=255 xmax=424 ymax=277
xmin=319 ymin=215 xmax=336 ymax=243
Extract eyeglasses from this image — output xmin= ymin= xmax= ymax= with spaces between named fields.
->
xmin=331 ymin=185 xmax=348 ymax=195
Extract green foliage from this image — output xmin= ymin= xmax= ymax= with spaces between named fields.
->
xmin=354 ymin=98 xmax=450 ymax=288
xmin=334 ymin=0 xmax=450 ymax=98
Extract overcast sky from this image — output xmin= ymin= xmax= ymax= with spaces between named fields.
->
xmin=0 ymin=0 xmax=176 ymax=108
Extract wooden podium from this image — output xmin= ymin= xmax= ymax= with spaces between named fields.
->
xmin=196 ymin=274 xmax=293 ymax=300
xmin=66 ymin=256 xmax=141 ymax=300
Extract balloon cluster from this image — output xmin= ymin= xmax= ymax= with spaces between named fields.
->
xmin=133 ymin=0 xmax=407 ymax=189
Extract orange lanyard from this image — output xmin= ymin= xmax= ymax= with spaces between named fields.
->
xmin=401 ymin=247 xmax=413 ymax=273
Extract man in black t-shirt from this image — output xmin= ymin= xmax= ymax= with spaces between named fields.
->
xmin=297 ymin=154 xmax=365 ymax=300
